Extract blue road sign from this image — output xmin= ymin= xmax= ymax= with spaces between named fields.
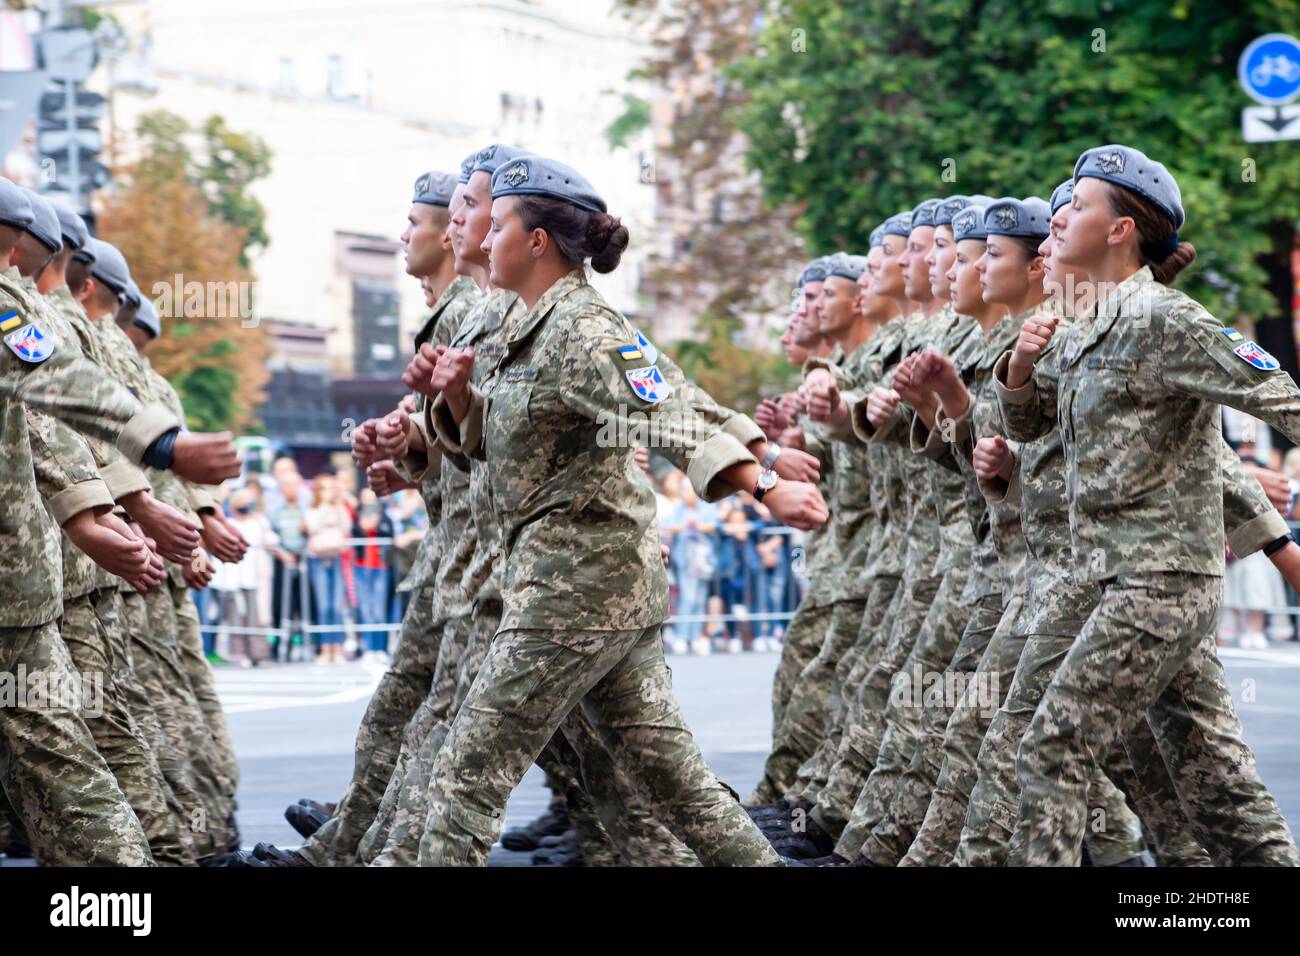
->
xmin=1239 ymin=33 xmax=1300 ymax=105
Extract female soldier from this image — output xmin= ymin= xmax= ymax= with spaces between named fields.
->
xmin=963 ymin=176 xmax=1300 ymax=868
xmin=417 ymin=155 xmax=828 ymax=866
xmin=998 ymin=144 xmax=1300 ymax=866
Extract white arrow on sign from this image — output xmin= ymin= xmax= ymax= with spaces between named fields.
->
xmin=1242 ymin=104 xmax=1300 ymax=142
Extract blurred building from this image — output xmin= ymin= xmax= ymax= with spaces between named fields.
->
xmin=89 ymin=0 xmax=657 ymax=449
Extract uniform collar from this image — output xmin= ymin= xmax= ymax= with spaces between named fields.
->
xmin=507 ymin=269 xmax=588 ymax=347
xmin=1095 ymin=265 xmax=1154 ymax=323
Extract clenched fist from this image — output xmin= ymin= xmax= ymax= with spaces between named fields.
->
xmin=972 ymin=435 xmax=1015 ymax=483
xmin=761 ymin=479 xmax=830 ymax=531
xmin=865 ymin=387 xmax=901 ymax=430
xmin=1006 ymin=314 xmax=1060 ymax=389
xmin=402 ymin=343 xmax=448 ymax=399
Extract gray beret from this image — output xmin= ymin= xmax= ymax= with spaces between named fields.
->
xmin=412 ymin=170 xmax=456 ymax=207
xmin=491 ymin=155 xmax=607 ymax=214
xmin=0 ymin=178 xmax=34 ymax=230
xmin=797 ymin=256 xmax=832 ymax=287
xmin=86 ymin=239 xmax=129 ymax=296
xmin=881 ymin=212 xmax=913 ymax=239
xmin=457 ymin=151 xmax=478 ymax=185
xmin=133 ymin=296 xmax=161 ymax=339
xmin=49 ymin=200 xmax=89 ymax=250
xmin=984 ymin=196 xmax=1052 ymax=239
xmin=910 ymin=199 xmax=941 ymax=229
xmin=868 ymin=225 xmax=885 ymax=248
xmin=951 ymin=205 xmax=989 ymax=241
xmin=1049 ymin=179 xmax=1074 ymax=214
xmin=933 ymin=196 xmax=969 ymax=227
xmin=825 ymin=253 xmax=866 ymax=282
xmin=122 ymin=278 xmax=142 ymax=309
xmin=1073 ymin=144 xmax=1184 ymax=230
xmin=21 ymin=189 xmax=63 ymax=254
xmin=471 ymin=144 xmax=530 ymax=179
xmin=965 ymin=194 xmax=997 ymax=206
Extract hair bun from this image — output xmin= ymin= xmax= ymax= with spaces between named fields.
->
xmin=588 ymin=213 xmax=630 ymax=274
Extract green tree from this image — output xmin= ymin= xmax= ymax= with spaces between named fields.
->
xmin=731 ymin=0 xmax=1300 ymax=324
xmin=135 ymin=110 xmax=271 ymax=265
xmin=617 ymin=0 xmax=809 ymax=411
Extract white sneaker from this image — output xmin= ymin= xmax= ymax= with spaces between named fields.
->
xmin=726 ymin=637 xmax=743 ymax=654
xmin=669 ymin=638 xmax=689 ymax=655
xmin=1241 ymin=632 xmax=1269 ymax=650
xmin=690 ymin=636 xmax=712 ymax=656
xmin=751 ymin=637 xmax=769 ymax=653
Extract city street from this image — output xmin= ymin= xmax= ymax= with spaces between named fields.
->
xmin=220 ymin=641 xmax=1300 ymax=864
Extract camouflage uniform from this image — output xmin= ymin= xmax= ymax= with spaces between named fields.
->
xmin=416 ymin=271 xmax=778 ymax=866
xmin=810 ymin=309 xmax=976 ymax=837
xmin=297 ymin=273 xmax=480 ymax=866
xmin=880 ymin=310 xmax=1037 ymax=866
xmin=998 ymin=266 xmax=1300 ymax=866
xmin=88 ymin=310 xmax=236 ymax=853
xmin=16 ymin=282 xmax=192 ymax=864
xmin=0 ymin=269 xmax=186 ymax=866
xmin=951 ymin=325 xmax=1269 ymax=866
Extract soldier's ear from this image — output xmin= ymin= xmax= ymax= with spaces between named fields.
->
xmin=531 ymin=227 xmax=549 ymax=260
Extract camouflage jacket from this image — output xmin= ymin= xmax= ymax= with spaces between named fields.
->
xmin=397 ymin=275 xmax=481 ymax=595
xmin=0 ymin=275 xmax=178 ymax=626
xmin=997 ymin=265 xmax=1300 ymax=581
xmin=435 ymin=270 xmax=756 ymax=632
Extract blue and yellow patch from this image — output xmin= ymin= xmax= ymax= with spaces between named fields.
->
xmin=0 ymin=310 xmax=20 ymax=333
xmin=617 ymin=344 xmax=644 ymax=362
xmin=1220 ymin=327 xmax=1245 ymax=343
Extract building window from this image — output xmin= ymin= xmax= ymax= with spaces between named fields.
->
xmin=278 ymin=56 xmax=295 ymax=94
xmin=351 ymin=280 xmax=402 ymax=376
xmin=326 ymin=54 xmax=344 ymax=99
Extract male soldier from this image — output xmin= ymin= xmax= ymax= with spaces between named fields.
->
xmin=0 ymin=180 xmax=240 ymax=864
xmin=14 ymin=191 xmax=197 ymax=865
xmin=76 ymin=238 xmax=240 ymax=856
xmin=119 ymin=278 xmax=249 ymax=849
xmin=250 ymin=166 xmax=483 ymax=868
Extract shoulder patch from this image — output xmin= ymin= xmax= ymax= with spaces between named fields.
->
xmin=0 ymin=310 xmax=21 ymax=333
xmin=625 ymin=365 xmax=671 ymax=404
xmin=1232 ymin=341 xmax=1280 ymax=372
xmin=4 ymin=321 xmax=55 ymax=363
xmin=1220 ymin=327 xmax=1245 ymax=343
xmin=617 ymin=344 xmax=644 ymax=362
xmin=633 ymin=329 xmax=658 ymax=365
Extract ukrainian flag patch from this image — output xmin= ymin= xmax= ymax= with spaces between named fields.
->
xmin=617 ymin=344 xmax=644 ymax=362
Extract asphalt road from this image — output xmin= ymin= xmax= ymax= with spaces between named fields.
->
xmin=216 ymin=641 xmax=1300 ymax=864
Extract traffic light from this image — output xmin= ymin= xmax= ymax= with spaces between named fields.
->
xmin=35 ymin=27 xmax=109 ymax=212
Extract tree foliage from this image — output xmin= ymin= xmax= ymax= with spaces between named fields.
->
xmin=616 ymin=0 xmax=810 ymax=409
xmin=99 ymin=114 xmax=271 ymax=433
xmin=731 ymin=0 xmax=1300 ymax=323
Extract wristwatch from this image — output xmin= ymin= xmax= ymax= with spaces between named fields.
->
xmin=753 ymin=468 xmax=778 ymax=502
xmin=760 ymin=443 xmax=782 ymax=471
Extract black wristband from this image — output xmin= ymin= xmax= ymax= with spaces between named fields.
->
xmin=1263 ymin=533 xmax=1295 ymax=557
xmin=142 ymin=427 xmax=180 ymax=470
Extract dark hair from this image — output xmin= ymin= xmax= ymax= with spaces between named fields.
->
xmin=1102 ymin=182 xmax=1196 ymax=286
xmin=514 ymin=195 xmax=629 ymax=274
xmin=1006 ymin=235 xmax=1043 ymax=260
xmin=66 ymin=257 xmax=93 ymax=296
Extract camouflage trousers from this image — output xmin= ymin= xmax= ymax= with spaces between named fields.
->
xmin=816 ymin=567 xmax=967 ymax=842
xmin=957 ymin=571 xmax=1205 ymax=867
xmin=836 ymin=589 xmax=1001 ymax=860
xmin=0 ymin=619 xmax=151 ymax=865
xmin=417 ymin=625 xmax=781 ymax=867
xmin=299 ymin=585 xmax=443 ymax=866
xmin=60 ymin=589 xmax=191 ymax=865
xmin=360 ymin=610 xmax=474 ymax=865
xmin=130 ymin=588 xmax=233 ymax=855
xmin=786 ymin=596 xmax=867 ymax=804
xmin=749 ymin=599 xmax=865 ymax=812
xmin=171 ymin=581 xmax=239 ymax=802
xmin=1015 ymin=572 xmax=1299 ymax=867
xmin=367 ymin=601 xmax=697 ymax=867
xmin=790 ymin=572 xmax=904 ymax=816
xmin=746 ymin=600 xmax=833 ymax=805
